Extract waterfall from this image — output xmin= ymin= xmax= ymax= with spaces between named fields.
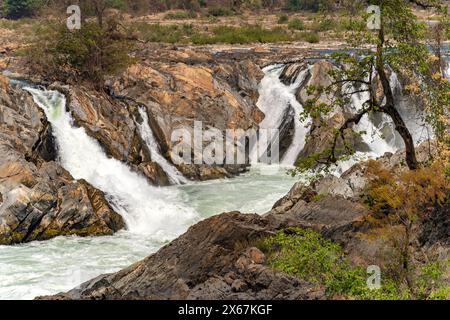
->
xmin=255 ymin=65 xmax=311 ymax=166
xmin=281 ymin=68 xmax=311 ymax=165
xmin=136 ymin=106 xmax=187 ymax=185
xmin=25 ymin=87 xmax=198 ymax=239
xmin=445 ymin=56 xmax=450 ymax=79
xmin=349 ymin=88 xmax=398 ymax=157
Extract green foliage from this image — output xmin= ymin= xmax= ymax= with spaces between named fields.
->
xmin=311 ymin=18 xmax=336 ymax=32
xmin=288 ymin=18 xmax=305 ymax=30
xmin=277 ymin=14 xmax=289 ymax=24
xmin=300 ymin=31 xmax=320 ymax=43
xmin=258 ymin=227 xmax=449 ymax=299
xmin=191 ymin=25 xmax=294 ymax=44
xmin=416 ymin=260 xmax=449 ymax=299
xmin=3 ymin=0 xmax=42 ymax=19
xmin=136 ymin=23 xmax=193 ymax=43
xmin=207 ymin=6 xmax=234 ymax=17
xmin=258 ymin=228 xmax=399 ymax=298
xmin=107 ymin=0 xmax=127 ymax=10
xmin=26 ymin=19 xmax=135 ymax=85
xmin=164 ymin=10 xmax=197 ymax=20
xmin=287 ymin=0 xmax=331 ymax=12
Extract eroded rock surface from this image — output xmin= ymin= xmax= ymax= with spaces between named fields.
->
xmin=42 ymin=212 xmax=325 ymax=300
xmin=0 ymin=78 xmax=125 ymax=244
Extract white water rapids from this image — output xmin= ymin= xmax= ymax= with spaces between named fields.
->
xmin=0 ymin=58 xmax=440 ymax=299
xmin=24 ymin=88 xmax=197 ymax=237
xmin=255 ymin=65 xmax=311 ymax=166
xmin=0 ymin=87 xmax=297 ymax=300
xmin=137 ymin=106 xmax=188 ymax=185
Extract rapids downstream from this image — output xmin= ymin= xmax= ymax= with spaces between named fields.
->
xmin=0 ymin=55 xmax=448 ymax=299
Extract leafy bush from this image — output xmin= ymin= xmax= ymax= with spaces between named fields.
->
xmin=258 ymin=227 xmax=448 ymax=299
xmin=3 ymin=0 xmax=42 ymax=19
xmin=136 ymin=23 xmax=193 ymax=43
xmin=207 ymin=6 xmax=234 ymax=17
xmin=277 ymin=14 xmax=289 ymax=24
xmin=287 ymin=0 xmax=332 ymax=12
xmin=258 ymin=228 xmax=377 ymax=298
xmin=191 ymin=25 xmax=292 ymax=45
xmin=26 ymin=19 xmax=135 ymax=85
xmin=301 ymin=31 xmax=320 ymax=43
xmin=288 ymin=18 xmax=305 ymax=30
xmin=164 ymin=10 xmax=197 ymax=20
xmin=338 ymin=18 xmax=366 ymax=32
xmin=312 ymin=18 xmax=336 ymax=32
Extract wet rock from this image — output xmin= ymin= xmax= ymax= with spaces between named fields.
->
xmin=0 ymin=162 xmax=125 ymax=245
xmin=106 ymin=46 xmax=264 ymax=179
xmin=137 ymin=162 xmax=170 ymax=186
xmin=0 ymin=81 xmax=125 ymax=244
xmin=177 ymin=164 xmax=232 ymax=181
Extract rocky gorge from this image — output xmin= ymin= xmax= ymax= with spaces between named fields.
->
xmin=0 ymin=38 xmax=448 ymax=299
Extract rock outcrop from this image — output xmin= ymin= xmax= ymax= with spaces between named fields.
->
xmin=0 ymin=77 xmax=125 ymax=244
xmin=105 ymin=45 xmax=266 ymax=180
xmin=42 ymin=212 xmax=325 ymax=300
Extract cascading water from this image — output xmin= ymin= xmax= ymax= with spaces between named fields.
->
xmin=255 ymin=65 xmax=311 ymax=166
xmin=136 ymin=106 xmax=187 ymax=185
xmin=0 ymin=58 xmax=441 ymax=300
xmin=0 ymin=86 xmax=297 ymax=300
xmin=24 ymin=87 xmax=197 ymax=238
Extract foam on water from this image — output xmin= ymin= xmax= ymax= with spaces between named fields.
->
xmin=137 ymin=106 xmax=187 ymax=185
xmin=25 ymin=87 xmax=198 ymax=238
xmin=255 ymin=65 xmax=311 ymax=166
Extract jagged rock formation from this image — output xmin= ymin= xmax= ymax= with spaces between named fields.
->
xmin=107 ymin=46 xmax=266 ymax=180
xmin=41 ymin=212 xmax=326 ymax=300
xmin=0 ymin=76 xmax=125 ymax=244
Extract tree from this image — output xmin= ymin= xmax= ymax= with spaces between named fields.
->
xmin=26 ymin=12 xmax=135 ymax=87
xmin=297 ymin=0 xmax=450 ymax=172
xmin=3 ymin=0 xmax=42 ymax=19
xmin=69 ymin=0 xmax=126 ymax=27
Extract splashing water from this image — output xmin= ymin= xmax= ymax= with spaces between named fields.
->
xmin=255 ymin=65 xmax=311 ymax=166
xmin=24 ymin=87 xmax=198 ymax=238
xmin=136 ymin=106 xmax=187 ymax=185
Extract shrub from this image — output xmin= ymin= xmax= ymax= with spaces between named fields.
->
xmin=136 ymin=23 xmax=193 ymax=43
xmin=288 ymin=18 xmax=305 ymax=30
xmin=312 ymin=18 xmax=336 ymax=32
xmin=164 ymin=10 xmax=197 ymax=20
xmin=3 ymin=0 xmax=42 ymax=19
xmin=207 ymin=6 xmax=234 ymax=17
xmin=277 ymin=14 xmax=289 ymax=24
xmin=26 ymin=18 xmax=135 ymax=86
xmin=258 ymin=227 xmax=449 ymax=299
xmin=301 ymin=31 xmax=320 ymax=43
xmin=287 ymin=0 xmax=332 ymax=12
xmin=192 ymin=25 xmax=292 ymax=45
xmin=258 ymin=228 xmax=385 ymax=298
